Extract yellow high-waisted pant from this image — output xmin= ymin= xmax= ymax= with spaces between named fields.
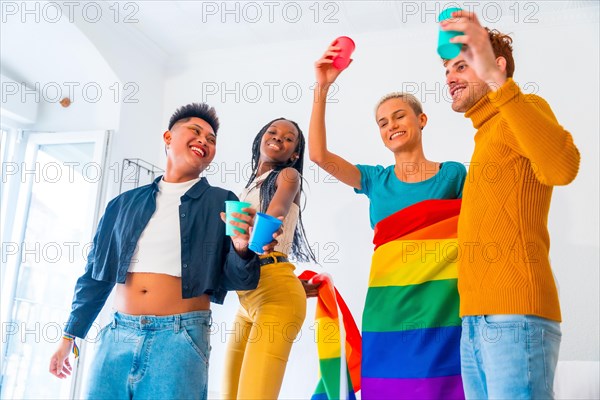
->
xmin=222 ymin=254 xmax=306 ymax=399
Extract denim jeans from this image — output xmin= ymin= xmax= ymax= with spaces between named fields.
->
xmin=461 ymin=315 xmax=561 ymax=399
xmin=83 ymin=310 xmax=211 ymax=400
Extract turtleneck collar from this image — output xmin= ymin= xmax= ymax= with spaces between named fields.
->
xmin=463 ymin=79 xmax=514 ymax=130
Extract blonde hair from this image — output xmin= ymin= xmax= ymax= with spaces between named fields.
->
xmin=374 ymin=92 xmax=423 ymax=119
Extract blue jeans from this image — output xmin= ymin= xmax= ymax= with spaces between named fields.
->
xmin=461 ymin=315 xmax=561 ymax=399
xmin=84 ymin=311 xmax=211 ymax=400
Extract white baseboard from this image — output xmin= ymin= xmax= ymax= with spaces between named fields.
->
xmin=555 ymin=361 xmax=600 ymax=400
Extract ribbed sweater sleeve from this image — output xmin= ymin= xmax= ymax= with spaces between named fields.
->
xmin=490 ymin=78 xmax=580 ymax=186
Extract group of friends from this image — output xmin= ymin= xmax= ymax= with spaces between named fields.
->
xmin=48 ymin=11 xmax=580 ymax=400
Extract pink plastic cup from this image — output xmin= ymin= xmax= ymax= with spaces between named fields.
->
xmin=332 ymin=36 xmax=355 ymax=71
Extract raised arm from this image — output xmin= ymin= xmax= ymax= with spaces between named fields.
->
xmin=442 ymin=10 xmax=579 ymax=185
xmin=309 ymin=43 xmax=362 ymax=190
xmin=493 ymin=82 xmax=579 ymax=185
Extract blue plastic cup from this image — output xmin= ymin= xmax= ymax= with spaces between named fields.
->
xmin=437 ymin=7 xmax=463 ymax=59
xmin=225 ymin=201 xmax=251 ymax=236
xmin=248 ymin=212 xmax=282 ymax=254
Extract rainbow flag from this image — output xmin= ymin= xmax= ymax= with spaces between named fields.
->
xmin=361 ymin=199 xmax=464 ymax=399
xmin=299 ymin=271 xmax=361 ymax=400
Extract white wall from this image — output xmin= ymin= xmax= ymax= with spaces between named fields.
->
xmin=1 ymin=0 xmax=168 ymax=200
xmin=3 ymin=1 xmax=596 ymax=398
xmin=66 ymin=3 xmax=167 ymax=201
xmin=0 ymin=14 xmax=121 ymax=132
xmin=161 ymin=6 xmax=599 ymax=399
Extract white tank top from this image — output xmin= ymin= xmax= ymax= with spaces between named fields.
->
xmin=127 ymin=177 xmax=200 ymax=277
xmin=240 ymin=170 xmax=300 ymax=256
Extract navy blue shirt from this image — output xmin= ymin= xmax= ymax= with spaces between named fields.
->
xmin=65 ymin=176 xmax=260 ymax=338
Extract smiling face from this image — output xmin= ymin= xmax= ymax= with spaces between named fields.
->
xmin=375 ymin=98 xmax=427 ymax=153
xmin=163 ymin=117 xmax=216 ymax=181
xmin=444 ymin=56 xmax=491 ymax=113
xmin=259 ymin=119 xmax=299 ymax=164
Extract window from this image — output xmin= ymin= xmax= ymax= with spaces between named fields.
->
xmin=0 ymin=129 xmax=7 ymax=166
xmin=1 ymin=131 xmax=108 ymax=399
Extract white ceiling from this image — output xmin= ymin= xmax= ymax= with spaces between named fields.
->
xmin=1 ymin=1 xmax=597 ymax=87
xmin=121 ymin=0 xmax=598 ymax=60
xmin=0 ymin=10 xmax=118 ymax=88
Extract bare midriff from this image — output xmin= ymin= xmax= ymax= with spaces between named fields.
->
xmin=115 ymin=272 xmax=210 ymax=315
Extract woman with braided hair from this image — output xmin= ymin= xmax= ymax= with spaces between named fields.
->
xmin=221 ymin=117 xmax=317 ymax=399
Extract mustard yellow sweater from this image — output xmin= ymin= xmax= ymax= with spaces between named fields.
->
xmin=458 ymin=78 xmax=580 ymax=322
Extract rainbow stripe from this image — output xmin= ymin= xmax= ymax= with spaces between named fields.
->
xmin=362 ymin=199 xmax=464 ymax=399
xmin=299 ymin=271 xmax=361 ymax=400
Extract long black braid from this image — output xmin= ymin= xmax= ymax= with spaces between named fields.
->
xmin=245 ymin=118 xmax=317 ymax=263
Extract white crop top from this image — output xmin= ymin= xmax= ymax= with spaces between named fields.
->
xmin=127 ymin=177 xmax=200 ymax=277
xmin=240 ymin=170 xmax=299 ymax=256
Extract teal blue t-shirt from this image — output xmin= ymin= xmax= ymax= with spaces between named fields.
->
xmin=354 ymin=161 xmax=467 ymax=229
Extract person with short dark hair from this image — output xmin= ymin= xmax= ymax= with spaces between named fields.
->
xmin=441 ymin=10 xmax=580 ymax=399
xmin=49 ymin=103 xmax=274 ymax=400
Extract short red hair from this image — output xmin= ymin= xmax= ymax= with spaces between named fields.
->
xmin=486 ymin=28 xmax=515 ymax=78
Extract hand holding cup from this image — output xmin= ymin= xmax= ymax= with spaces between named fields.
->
xmin=314 ymin=36 xmax=355 ymax=89
xmin=248 ymin=213 xmax=284 ymax=254
xmin=221 ymin=203 xmax=256 ymax=255
xmin=331 ymin=36 xmax=355 ymax=71
xmin=437 ymin=7 xmax=464 ymax=59
xmin=224 ymin=201 xmax=252 ymax=236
